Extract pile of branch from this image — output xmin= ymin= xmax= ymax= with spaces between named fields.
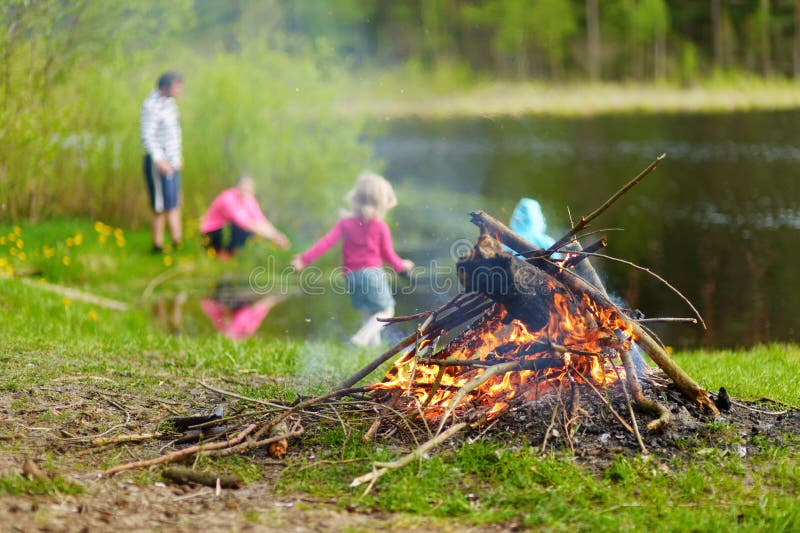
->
xmin=98 ymin=385 xmax=339 ymax=477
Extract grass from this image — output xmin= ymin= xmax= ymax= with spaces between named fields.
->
xmin=342 ymin=75 xmax=800 ymax=118
xmin=1 ymin=219 xmax=799 ymax=530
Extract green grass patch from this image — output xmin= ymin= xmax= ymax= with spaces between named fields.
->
xmin=0 ymin=473 xmax=84 ymax=497
xmin=1 ymin=219 xmax=799 ymax=530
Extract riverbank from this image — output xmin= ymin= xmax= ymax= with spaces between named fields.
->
xmin=342 ymin=79 xmax=800 ymax=118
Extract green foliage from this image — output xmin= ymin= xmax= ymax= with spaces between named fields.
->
xmin=1 ymin=1 xmax=371 ymax=228
xmin=631 ymin=0 xmax=670 ymax=44
xmin=180 ymin=43 xmax=371 ymax=233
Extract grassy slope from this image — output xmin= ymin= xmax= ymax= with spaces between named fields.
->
xmin=1 ymin=220 xmax=798 ymax=530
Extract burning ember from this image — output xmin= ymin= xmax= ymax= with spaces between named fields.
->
xmin=373 ymin=246 xmax=635 ymax=424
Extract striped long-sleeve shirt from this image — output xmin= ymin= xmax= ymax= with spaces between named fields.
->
xmin=140 ymin=90 xmax=182 ymax=167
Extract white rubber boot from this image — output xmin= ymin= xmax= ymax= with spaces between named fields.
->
xmin=350 ymin=306 xmax=394 ymax=347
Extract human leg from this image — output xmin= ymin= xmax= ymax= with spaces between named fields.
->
xmin=350 ymin=306 xmax=394 ymax=347
xmin=151 ymin=213 xmax=166 ymax=251
xmin=347 ymin=268 xmax=396 ymax=347
xmin=203 ymin=229 xmax=224 ymax=251
xmin=166 ymin=207 xmax=182 ymax=246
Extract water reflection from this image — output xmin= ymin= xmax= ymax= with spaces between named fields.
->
xmin=152 ymin=292 xmax=187 ymax=335
xmin=200 ymin=277 xmax=287 ymax=340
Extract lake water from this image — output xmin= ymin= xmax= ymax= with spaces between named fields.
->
xmin=375 ymin=111 xmax=800 ymax=349
xmin=171 ymin=111 xmax=800 ymax=349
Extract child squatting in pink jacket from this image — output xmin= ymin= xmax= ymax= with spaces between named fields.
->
xmin=291 ymin=172 xmax=414 ymax=347
xmin=200 ymin=175 xmax=289 ymax=258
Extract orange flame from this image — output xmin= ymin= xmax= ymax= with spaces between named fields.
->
xmin=377 ymin=291 xmax=635 ymax=422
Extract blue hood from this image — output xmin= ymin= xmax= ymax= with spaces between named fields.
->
xmin=509 ymin=198 xmax=556 ymax=252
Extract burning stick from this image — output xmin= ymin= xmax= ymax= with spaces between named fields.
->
xmin=337 ymin=296 xmax=492 ymax=389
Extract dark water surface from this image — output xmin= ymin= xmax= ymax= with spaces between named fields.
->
xmin=172 ymin=112 xmax=800 ymax=349
xmin=374 ymin=111 xmax=800 ymax=349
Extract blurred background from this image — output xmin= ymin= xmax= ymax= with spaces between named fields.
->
xmin=2 ymin=0 xmax=799 ymax=349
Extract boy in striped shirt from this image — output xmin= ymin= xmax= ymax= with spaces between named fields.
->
xmin=141 ymin=71 xmax=184 ymax=253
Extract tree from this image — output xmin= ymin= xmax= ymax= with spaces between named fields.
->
xmin=586 ymin=0 xmax=601 ymax=80
xmin=711 ymin=0 xmax=723 ymax=70
xmin=631 ymin=0 xmax=670 ymax=80
xmin=795 ymin=0 xmax=800 ymax=79
xmin=757 ymin=0 xmax=772 ymax=76
xmin=529 ymin=0 xmax=578 ymax=79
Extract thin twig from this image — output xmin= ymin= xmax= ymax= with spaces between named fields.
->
xmin=546 ymin=153 xmax=666 ymax=256
xmin=350 ymin=422 xmax=467 ymax=493
xmin=573 ymin=250 xmax=705 ymax=329
xmin=199 ymin=381 xmax=289 ymax=410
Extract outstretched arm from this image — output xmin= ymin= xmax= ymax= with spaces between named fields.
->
xmin=294 ymin=220 xmax=343 ymax=269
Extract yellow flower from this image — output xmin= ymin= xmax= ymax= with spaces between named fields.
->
xmin=113 ymin=228 xmax=124 ymax=239
xmin=62 ymin=256 xmax=71 ymax=266
xmin=163 ymin=255 xmax=173 ymax=267
xmin=15 ymin=239 xmax=23 ymax=249
xmin=5 ymin=265 xmax=13 ymax=277
xmin=115 ymin=238 xmax=126 ymax=248
xmin=9 ymin=247 xmax=17 ymax=256
xmin=7 ymin=233 xmax=16 ymax=242
xmin=88 ymin=310 xmax=98 ymax=322
xmin=66 ymin=237 xmax=74 ymax=247
xmin=13 ymin=226 xmax=21 ymax=236
xmin=74 ymin=233 xmax=83 ymax=246
xmin=94 ymin=221 xmax=104 ymax=233
xmin=0 ymin=236 xmax=5 ymax=245
xmin=207 ymin=248 xmax=216 ymax=258
xmin=98 ymin=234 xmax=107 ymax=245
xmin=43 ymin=246 xmax=55 ymax=258
xmin=63 ymin=297 xmax=71 ymax=306
xmin=0 ymin=258 xmax=5 ymax=266
xmin=17 ymin=252 xmax=26 ymax=261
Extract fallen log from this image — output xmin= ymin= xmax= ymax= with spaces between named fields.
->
xmin=162 ymin=466 xmax=243 ymax=489
xmin=457 ymin=234 xmax=585 ymax=332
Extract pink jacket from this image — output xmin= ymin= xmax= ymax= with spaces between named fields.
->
xmin=200 ymin=188 xmax=267 ymax=233
xmin=299 ymin=217 xmax=405 ymax=273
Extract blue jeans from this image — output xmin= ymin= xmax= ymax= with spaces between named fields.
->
xmin=346 ymin=267 xmax=396 ymax=313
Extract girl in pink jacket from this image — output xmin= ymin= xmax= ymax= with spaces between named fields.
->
xmin=291 ymin=172 xmax=414 ymax=347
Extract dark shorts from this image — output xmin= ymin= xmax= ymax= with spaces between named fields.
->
xmin=143 ymin=154 xmax=181 ymax=213
xmin=202 ymin=224 xmax=252 ymax=253
xmin=346 ymin=267 xmax=396 ymax=313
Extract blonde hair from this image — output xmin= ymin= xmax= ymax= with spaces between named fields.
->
xmin=345 ymin=172 xmax=398 ymax=220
